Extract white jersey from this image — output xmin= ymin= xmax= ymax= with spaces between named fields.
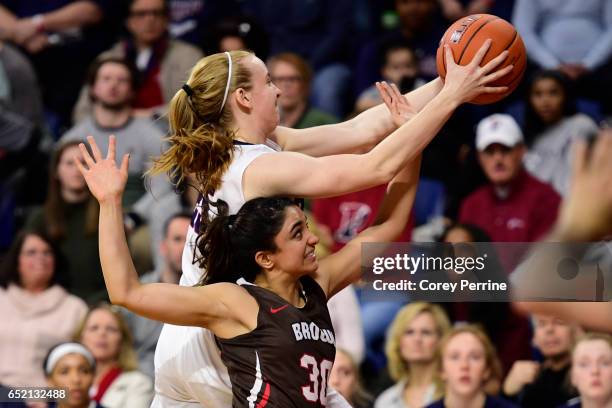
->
xmin=153 ymin=142 xmax=275 ymax=408
xmin=153 ymin=141 xmax=352 ymax=408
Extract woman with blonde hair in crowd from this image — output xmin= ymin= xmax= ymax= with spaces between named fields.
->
xmin=561 ymin=333 xmax=612 ymax=408
xmin=375 ymin=302 xmax=451 ymax=408
xmin=129 ymin=42 xmax=510 ymax=407
xmin=427 ymin=325 xmax=517 ymax=408
xmin=44 ymin=341 xmax=106 ymax=408
xmin=74 ymin=304 xmax=152 ymax=408
xmin=330 ymin=348 xmax=374 ymax=408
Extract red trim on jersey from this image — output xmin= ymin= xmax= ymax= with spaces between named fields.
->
xmin=256 ymin=382 xmax=271 ymax=408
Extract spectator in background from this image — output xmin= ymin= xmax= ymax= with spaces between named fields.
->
xmin=121 ymin=212 xmax=190 ymax=378
xmin=426 ymin=325 xmax=516 ymax=408
xmin=167 ymin=0 xmax=238 ymax=46
xmin=438 ymin=0 xmax=493 ymax=22
xmin=355 ymin=0 xmax=446 ymax=95
xmin=0 ymin=40 xmax=48 ymax=233
xmin=268 ymin=53 xmax=338 ymax=129
xmin=562 ymin=333 xmax=612 ymax=408
xmin=241 ymin=0 xmax=353 ymax=118
xmin=329 ymin=348 xmax=374 ymax=408
xmin=438 ymin=0 xmax=516 ymax=24
xmin=0 ymin=0 xmax=121 ymax=132
xmin=206 ymin=15 xmax=269 ymax=59
xmin=356 ymin=40 xmax=425 ymax=113
xmin=375 ymin=302 xmax=451 ymax=408
xmin=0 ymin=40 xmax=44 ymax=129
xmin=327 ymin=280 xmax=366 ymax=365
xmin=522 ymin=70 xmax=599 ymax=196
xmin=26 ymin=141 xmax=106 ymax=303
xmin=0 ymin=231 xmax=87 ymax=388
xmin=459 ymin=114 xmax=561 ymax=243
xmin=75 ymin=304 xmax=153 ymax=408
xmin=73 ymin=0 xmax=202 ymax=122
xmin=66 ymin=56 xmax=173 ymax=273
xmin=44 ymin=342 xmax=106 ymax=408
xmin=503 ymin=314 xmax=579 ymax=408
xmin=440 ymin=223 xmax=530 ymax=374
xmin=513 ymin=0 xmax=612 ymax=114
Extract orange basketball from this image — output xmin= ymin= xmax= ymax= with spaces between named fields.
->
xmin=436 ymin=14 xmax=526 ymax=105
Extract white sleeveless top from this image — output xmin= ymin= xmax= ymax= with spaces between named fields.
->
xmin=153 ymin=142 xmax=276 ymax=408
xmin=152 ymin=141 xmax=351 ymax=408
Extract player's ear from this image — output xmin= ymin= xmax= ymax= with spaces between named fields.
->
xmin=234 ymin=88 xmax=252 ymax=110
xmin=255 ymin=250 xmax=274 ymax=270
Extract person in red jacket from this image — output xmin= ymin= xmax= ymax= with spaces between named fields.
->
xmin=459 ymin=114 xmax=561 ymax=244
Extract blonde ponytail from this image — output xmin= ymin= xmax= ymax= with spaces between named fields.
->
xmin=150 ymin=50 xmax=253 ymax=197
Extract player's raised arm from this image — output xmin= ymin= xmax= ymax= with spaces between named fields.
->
xmin=315 ymin=153 xmax=421 ymax=298
xmin=76 ymin=136 xmax=253 ymax=336
xmin=270 ymin=77 xmax=444 ymax=156
xmin=246 ymin=42 xmax=512 ymax=200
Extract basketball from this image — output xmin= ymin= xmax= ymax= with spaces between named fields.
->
xmin=436 ymin=14 xmax=527 ymax=105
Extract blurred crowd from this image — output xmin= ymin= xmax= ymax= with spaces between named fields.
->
xmin=1 ymin=0 xmax=611 ymax=407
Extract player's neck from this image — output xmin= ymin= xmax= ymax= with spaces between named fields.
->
xmin=254 ymin=273 xmax=304 ymax=308
xmin=232 ymin=121 xmax=268 ymax=145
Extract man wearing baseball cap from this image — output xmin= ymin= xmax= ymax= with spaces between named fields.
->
xmin=458 ymin=114 xmax=561 ymax=243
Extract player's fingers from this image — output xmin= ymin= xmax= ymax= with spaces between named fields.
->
xmin=380 ymin=81 xmax=396 ymax=107
xmin=482 ymin=65 xmax=513 ymax=84
xmin=120 ymin=153 xmax=130 ymax=174
xmin=481 ymin=50 xmax=509 ymax=74
xmin=390 ymin=83 xmax=404 ymax=101
xmin=74 ymin=154 xmax=88 ymax=176
xmin=79 ymin=142 xmax=95 ymax=169
xmin=87 ymin=135 xmax=103 ymax=162
xmin=390 ymin=83 xmax=410 ymax=111
xmin=444 ymin=44 xmax=456 ymax=67
xmin=469 ymin=39 xmax=492 ymax=68
xmin=376 ymin=82 xmax=393 ymax=107
xmin=107 ymin=134 xmax=116 ymax=161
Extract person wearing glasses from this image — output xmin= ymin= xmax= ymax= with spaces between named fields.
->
xmin=73 ymin=0 xmax=203 ymax=122
xmin=268 ymin=52 xmax=338 ymax=129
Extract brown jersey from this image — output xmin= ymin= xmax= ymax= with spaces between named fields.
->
xmin=216 ymin=276 xmax=336 ymax=407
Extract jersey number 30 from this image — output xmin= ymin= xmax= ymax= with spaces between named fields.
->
xmin=300 ymin=354 xmax=333 ymax=405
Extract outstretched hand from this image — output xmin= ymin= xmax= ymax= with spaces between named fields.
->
xmin=76 ymin=135 xmax=130 ymax=204
xmin=555 ymin=130 xmax=612 ymax=241
xmin=443 ymin=39 xmax=513 ymax=104
xmin=376 ymin=81 xmax=417 ymax=128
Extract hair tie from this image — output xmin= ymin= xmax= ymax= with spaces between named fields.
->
xmin=182 ymin=83 xmax=194 ymax=97
xmin=219 ymin=51 xmax=233 ymax=114
xmin=227 ymin=214 xmax=237 ymax=231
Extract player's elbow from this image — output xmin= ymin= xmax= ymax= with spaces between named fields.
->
xmin=108 ymin=293 xmax=127 ymax=307
xmin=107 ymin=289 xmax=130 ymax=308
xmin=371 ymin=162 xmax=396 ymax=185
